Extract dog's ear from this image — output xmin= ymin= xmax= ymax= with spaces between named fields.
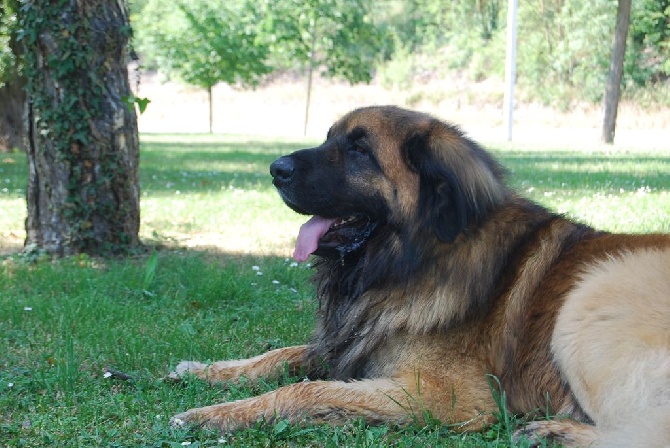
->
xmin=403 ymin=128 xmax=504 ymax=242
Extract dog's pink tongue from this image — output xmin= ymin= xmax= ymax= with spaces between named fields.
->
xmin=294 ymin=216 xmax=335 ymax=262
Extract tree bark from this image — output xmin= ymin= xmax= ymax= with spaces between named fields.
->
xmin=0 ymin=0 xmax=26 ymax=153
xmin=601 ymin=0 xmax=631 ymax=144
xmin=0 ymin=77 xmax=25 ymax=152
xmin=303 ymin=16 xmax=318 ymax=137
xmin=208 ymin=84 xmax=213 ymax=133
xmin=21 ymin=0 xmax=140 ymax=256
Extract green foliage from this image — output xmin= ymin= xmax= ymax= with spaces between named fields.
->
xmin=259 ymin=0 xmax=385 ymax=84
xmin=517 ymin=0 xmax=615 ymax=106
xmin=376 ymin=0 xmax=669 ymax=107
xmin=8 ymin=0 xmax=670 ymax=111
xmin=379 ymin=0 xmax=503 ymax=52
xmin=628 ymin=0 xmax=670 ymax=84
xmin=122 ymin=93 xmax=151 ymax=114
xmin=514 ymin=0 xmax=669 ymax=106
xmin=378 ymin=35 xmax=415 ymax=90
xmin=134 ymin=0 xmax=271 ymax=90
xmin=129 ymin=0 xmax=670 ymax=107
xmin=0 ymin=0 xmax=20 ymax=86
xmin=133 ymin=0 xmax=385 ymax=87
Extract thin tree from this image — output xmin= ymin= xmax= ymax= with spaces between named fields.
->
xmin=263 ymin=0 xmax=384 ymax=136
xmin=135 ymin=0 xmax=270 ymax=134
xmin=601 ymin=0 xmax=632 ymax=144
xmin=20 ymin=0 xmax=141 ymax=256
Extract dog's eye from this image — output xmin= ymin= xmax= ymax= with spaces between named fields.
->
xmin=349 ymin=141 xmax=369 ymax=156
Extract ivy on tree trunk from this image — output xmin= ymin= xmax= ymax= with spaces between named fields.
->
xmin=20 ymin=0 xmax=140 ymax=256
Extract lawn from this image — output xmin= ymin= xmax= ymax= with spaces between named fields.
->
xmin=0 ymin=134 xmax=668 ymax=447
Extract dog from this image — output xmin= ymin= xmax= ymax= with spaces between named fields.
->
xmin=170 ymin=106 xmax=670 ymax=447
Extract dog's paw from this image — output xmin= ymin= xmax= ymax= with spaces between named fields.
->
xmin=513 ymin=420 xmax=600 ymax=448
xmin=169 ymin=409 xmax=203 ymax=428
xmin=513 ymin=421 xmax=552 ymax=447
xmin=169 ymin=414 xmax=190 ymax=428
xmin=170 ymin=404 xmax=238 ymax=432
xmin=167 ymin=361 xmax=208 ymax=381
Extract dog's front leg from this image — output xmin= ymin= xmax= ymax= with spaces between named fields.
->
xmin=170 ymin=373 xmax=495 ymax=432
xmin=170 ymin=377 xmax=419 ymax=431
xmin=168 ymin=345 xmax=310 ymax=385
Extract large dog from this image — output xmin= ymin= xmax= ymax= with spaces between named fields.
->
xmin=170 ymin=106 xmax=670 ymax=447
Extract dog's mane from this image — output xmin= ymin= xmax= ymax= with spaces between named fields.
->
xmin=305 ymin=130 xmax=596 ymax=380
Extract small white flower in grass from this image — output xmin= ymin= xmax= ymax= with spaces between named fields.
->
xmin=181 ymin=442 xmax=191 ymax=446
xmin=7 ymin=382 xmax=13 ymax=388
xmin=252 ymin=265 xmax=260 ymax=271
xmin=272 ymin=280 xmax=280 ymax=284
xmin=256 ymin=271 xmax=263 ymax=276
xmin=218 ymin=437 xmax=228 ymax=444
xmin=290 ymin=262 xmax=298 ymax=268
xmin=23 ymin=307 xmax=32 ymax=311
xmin=103 ymin=372 xmax=113 ymax=379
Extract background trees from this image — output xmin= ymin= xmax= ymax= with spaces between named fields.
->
xmin=6 ymin=1 xmax=670 ymax=139
xmin=260 ymin=0 xmax=384 ymax=134
xmin=133 ymin=0 xmax=384 ymax=135
xmin=137 ymin=0 xmax=668 ymax=111
xmin=133 ymin=0 xmax=271 ymax=133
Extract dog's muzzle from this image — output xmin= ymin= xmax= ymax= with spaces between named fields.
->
xmin=270 ymin=156 xmax=295 ymax=188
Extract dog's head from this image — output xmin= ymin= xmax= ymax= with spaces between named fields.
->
xmin=270 ymin=106 xmax=508 ymax=261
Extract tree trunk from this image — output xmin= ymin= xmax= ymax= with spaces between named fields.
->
xmin=601 ymin=0 xmax=631 ymax=144
xmin=207 ymin=84 xmax=213 ymax=134
xmin=0 ymin=0 xmax=25 ymax=153
xmin=0 ymin=77 xmax=25 ymax=152
xmin=21 ymin=0 xmax=141 ymax=256
xmin=303 ymin=16 xmax=318 ymax=137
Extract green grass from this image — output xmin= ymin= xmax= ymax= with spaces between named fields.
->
xmin=0 ymin=134 xmax=669 ymax=447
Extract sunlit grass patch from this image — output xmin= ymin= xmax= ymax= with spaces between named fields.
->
xmin=497 ymin=148 xmax=670 ymax=233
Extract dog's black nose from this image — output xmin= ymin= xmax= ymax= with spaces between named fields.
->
xmin=270 ymin=157 xmax=295 ymax=186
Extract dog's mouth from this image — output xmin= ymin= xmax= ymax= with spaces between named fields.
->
xmin=294 ymin=214 xmax=377 ymax=262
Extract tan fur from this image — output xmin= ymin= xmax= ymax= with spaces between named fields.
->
xmin=552 ymin=249 xmax=670 ymax=446
xmin=169 ymin=107 xmax=670 ymax=446
xmin=168 ymin=345 xmax=310 ymax=384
